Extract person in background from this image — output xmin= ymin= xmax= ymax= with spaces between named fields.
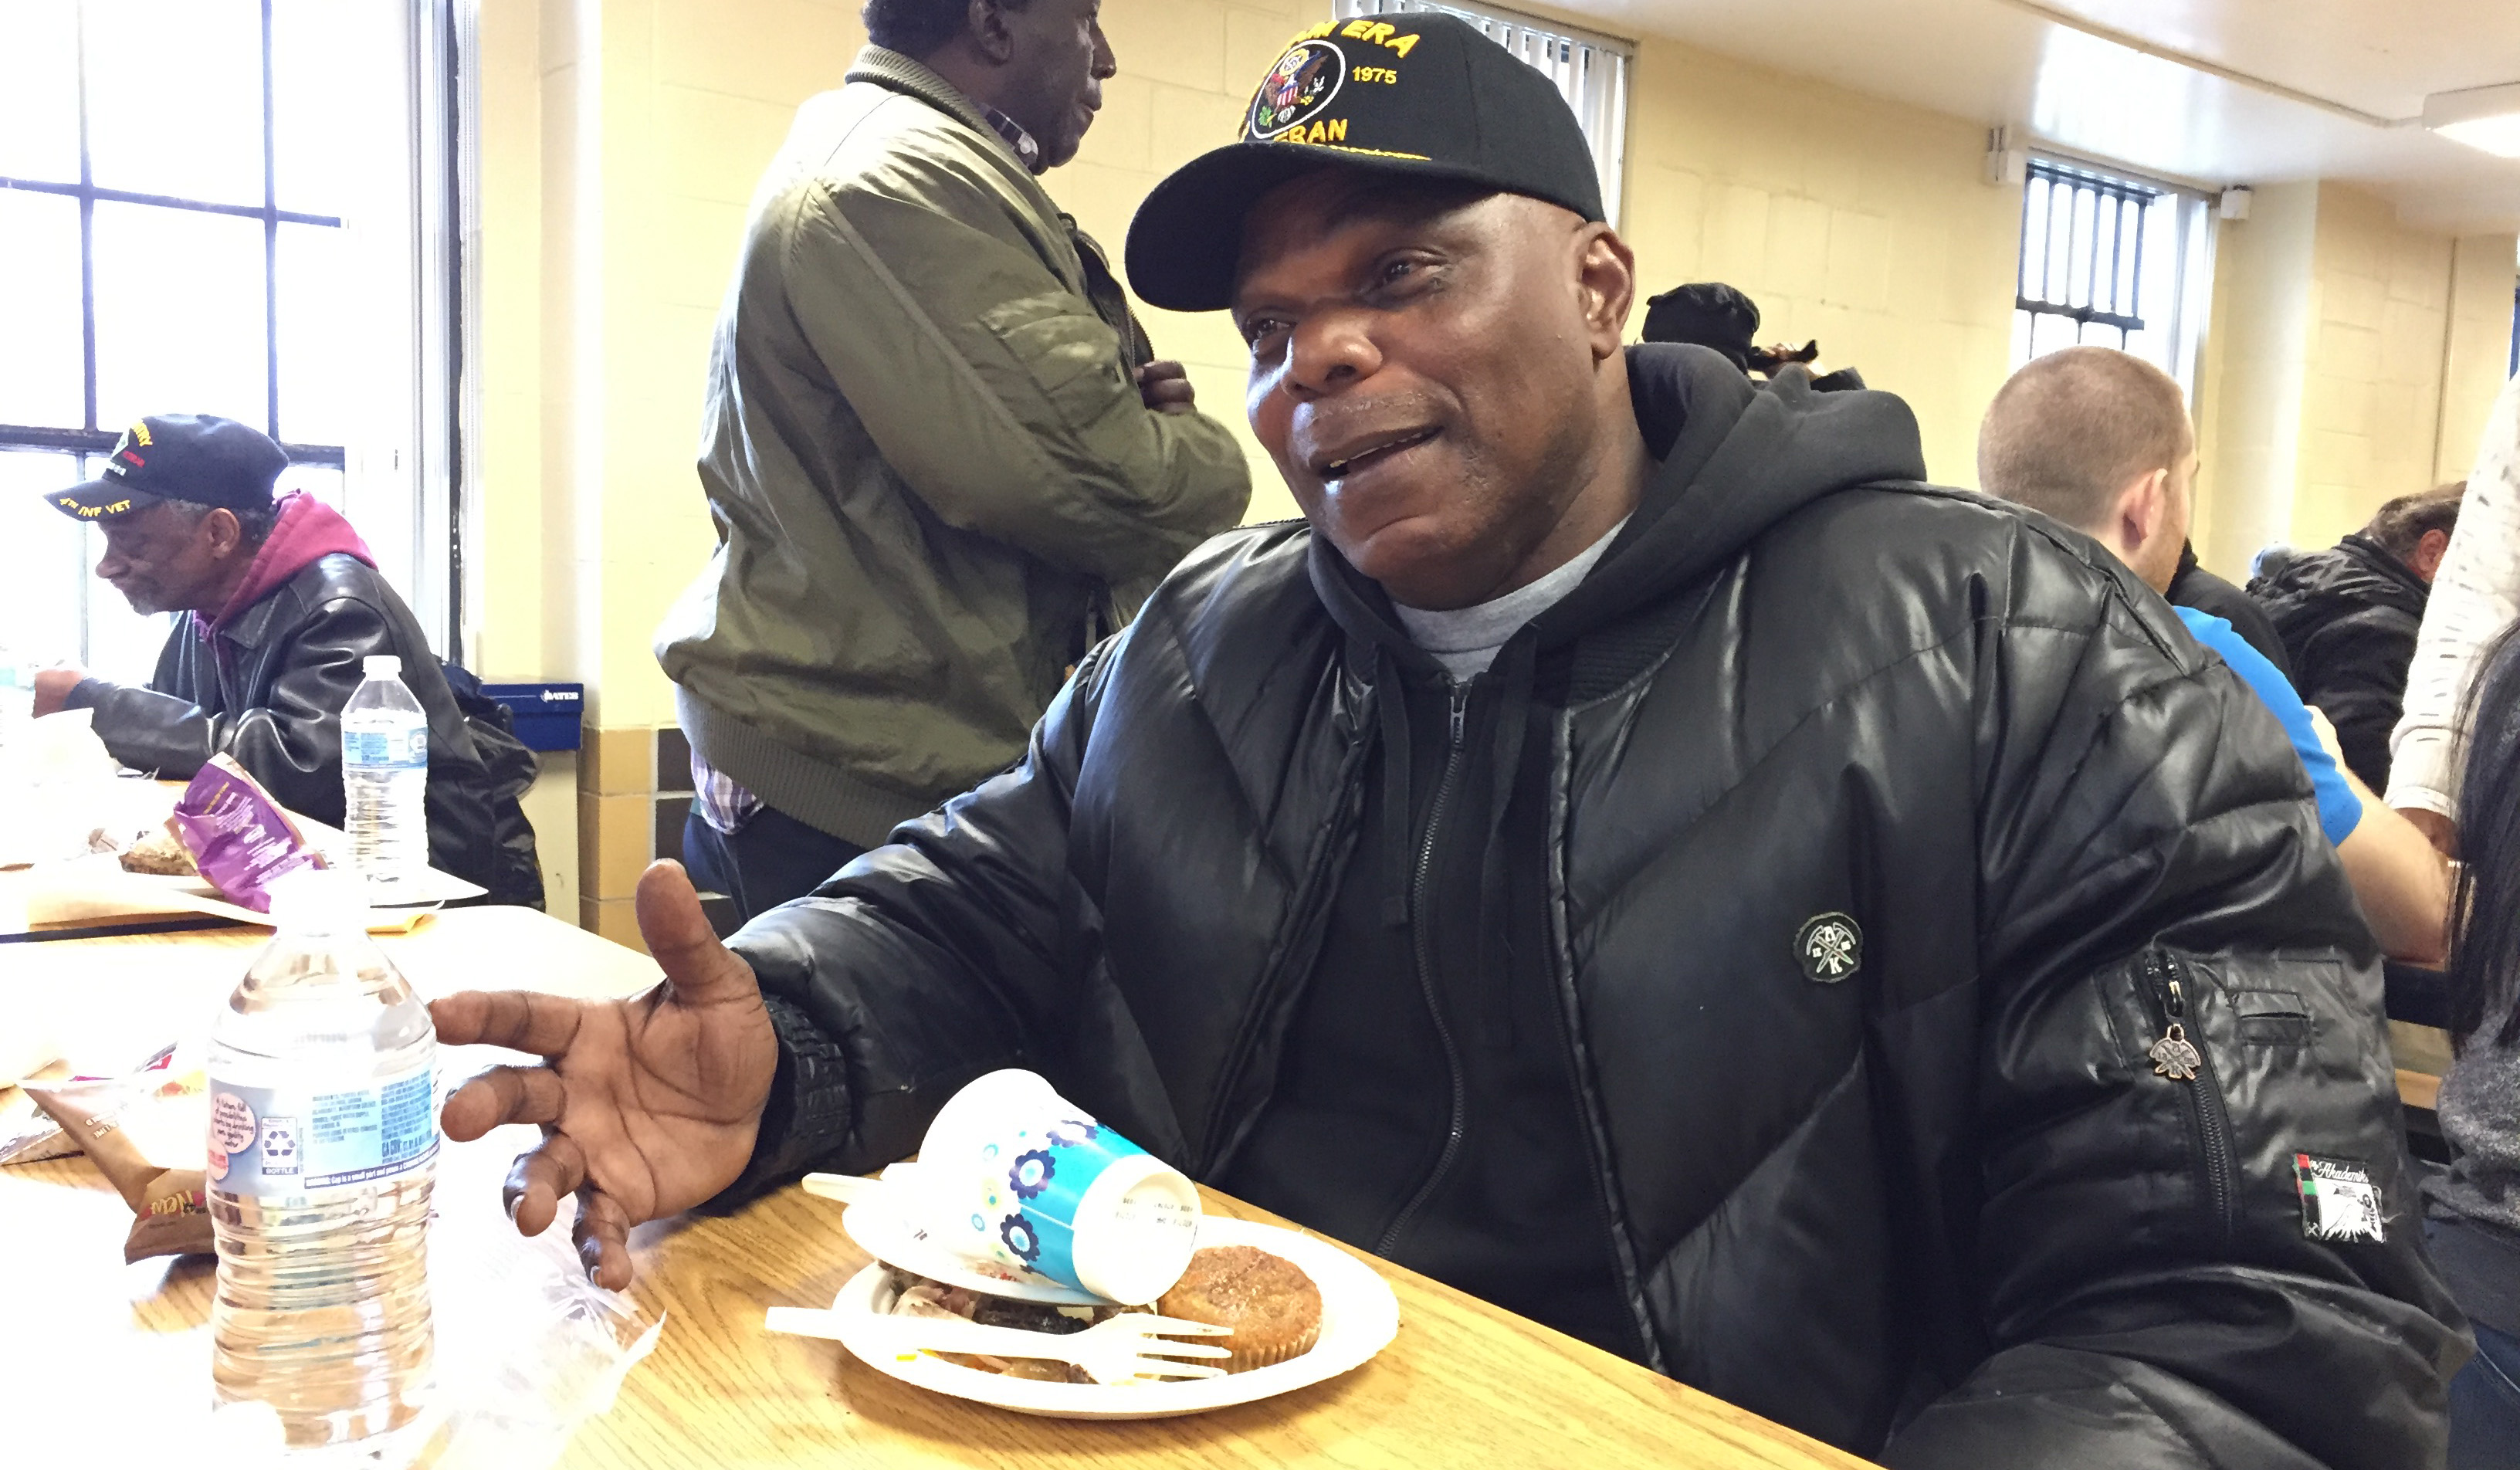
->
xmin=654 ymin=0 xmax=1251 ymax=924
xmin=1639 ymin=281 xmax=1865 ymax=391
xmin=2169 ymin=537 xmax=2292 ymax=678
xmin=2250 ymin=482 xmax=2464 ymax=790
xmin=1978 ymin=347 xmax=2451 ymax=964
xmin=29 ymin=414 xmax=536 ymax=900
xmin=2423 ymin=622 xmax=2520 ymax=1467
xmin=439 ymin=19 xmax=2459 ymax=1466
xmin=2389 ymin=374 xmax=2520 ymax=856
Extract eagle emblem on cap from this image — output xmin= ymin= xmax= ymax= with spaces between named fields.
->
xmin=1249 ymin=39 xmax=1345 ymax=139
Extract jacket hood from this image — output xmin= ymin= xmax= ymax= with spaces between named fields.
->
xmin=1302 ymin=343 xmax=1930 ymax=934
xmin=1309 ymin=342 xmax=1930 ymax=667
xmin=2247 ymin=533 xmax=2427 ymax=622
xmin=203 ymin=492 xmax=376 ymax=633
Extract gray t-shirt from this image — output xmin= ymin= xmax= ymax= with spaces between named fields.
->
xmin=1392 ymin=518 xmax=1630 ymax=680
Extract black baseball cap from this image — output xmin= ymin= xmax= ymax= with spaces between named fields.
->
xmin=1641 ymin=283 xmax=1762 ymax=371
xmin=45 ymin=414 xmax=290 ymax=523
xmin=1124 ymin=12 xmax=1607 ymax=313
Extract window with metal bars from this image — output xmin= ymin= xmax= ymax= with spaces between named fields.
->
xmin=0 ymin=0 xmax=458 ymax=677
xmin=1336 ymin=0 xmax=1632 ymax=225
xmin=2011 ymin=158 xmax=2213 ymax=396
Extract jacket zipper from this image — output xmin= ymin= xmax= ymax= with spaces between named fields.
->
xmin=1377 ymin=682 xmax=1472 ymax=1258
xmin=1194 ymin=736 xmax=1373 ymax=1172
xmin=2142 ymin=950 xmax=2237 ymax=1240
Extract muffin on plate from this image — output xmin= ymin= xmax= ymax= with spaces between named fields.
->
xmin=1155 ymin=1245 xmax=1322 ymax=1371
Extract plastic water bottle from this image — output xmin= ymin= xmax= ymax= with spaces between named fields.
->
xmin=208 ymin=869 xmax=439 ymax=1462
xmin=342 ymin=655 xmax=428 ymax=887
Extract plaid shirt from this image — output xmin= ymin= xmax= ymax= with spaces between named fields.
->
xmin=690 ymin=754 xmax=765 ymax=835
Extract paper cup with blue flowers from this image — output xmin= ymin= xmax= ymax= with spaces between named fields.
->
xmin=916 ymin=1069 xmax=1202 ymax=1304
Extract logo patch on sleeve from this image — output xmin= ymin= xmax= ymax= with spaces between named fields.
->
xmin=2293 ymin=1153 xmax=2385 ymax=1244
xmin=1795 ymin=913 xmax=1862 ymax=983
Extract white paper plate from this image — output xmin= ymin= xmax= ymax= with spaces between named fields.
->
xmin=821 ymin=1216 xmax=1400 ymax=1419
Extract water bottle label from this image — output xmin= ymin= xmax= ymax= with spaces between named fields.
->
xmin=344 ymin=725 xmax=428 ymax=768
xmin=208 ymin=1065 xmax=437 ymax=1195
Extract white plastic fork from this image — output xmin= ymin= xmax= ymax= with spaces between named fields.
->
xmin=767 ymin=1306 xmax=1235 ymax=1384
xmin=801 ymin=1170 xmax=888 ymax=1206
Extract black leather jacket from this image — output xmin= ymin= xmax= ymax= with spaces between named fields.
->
xmin=2249 ymin=534 xmax=2431 ymax=791
xmin=67 ymin=554 xmax=516 ymax=893
xmin=723 ymin=355 xmax=2463 ymax=1465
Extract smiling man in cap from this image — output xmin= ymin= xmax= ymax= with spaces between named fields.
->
xmin=32 ymin=413 xmax=535 ymax=901
xmin=432 ymin=16 xmax=2461 ymax=1465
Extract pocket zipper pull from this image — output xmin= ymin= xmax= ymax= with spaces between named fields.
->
xmin=2149 ymin=1022 xmax=2202 ymax=1082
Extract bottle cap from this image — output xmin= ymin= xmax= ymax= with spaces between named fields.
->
xmin=264 ymin=867 xmax=372 ymax=933
xmin=361 ymin=654 xmax=402 ymax=678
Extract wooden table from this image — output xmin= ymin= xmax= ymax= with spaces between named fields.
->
xmin=0 ymin=909 xmax=1871 ymax=1468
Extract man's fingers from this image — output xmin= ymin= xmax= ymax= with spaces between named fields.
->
xmin=442 ymin=1063 xmax=567 ymax=1140
xmin=636 ymin=860 xmax=760 ymax=1008
xmin=574 ymin=1187 xmax=635 ymax=1290
xmin=502 ymin=1133 xmax=590 ymax=1236
xmin=429 ymin=989 xmax=584 ymax=1056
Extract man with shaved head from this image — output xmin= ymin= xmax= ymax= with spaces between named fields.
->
xmin=1980 ymin=345 xmax=2451 ymax=966
xmin=433 ymin=19 xmax=2461 ymax=1466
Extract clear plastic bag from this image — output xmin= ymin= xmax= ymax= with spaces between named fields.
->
xmin=429 ymin=1197 xmax=667 ymax=1468
xmin=206 ymin=1196 xmax=665 ymax=1469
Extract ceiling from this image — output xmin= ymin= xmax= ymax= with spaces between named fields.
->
xmin=1558 ymin=0 xmax=2520 ymax=232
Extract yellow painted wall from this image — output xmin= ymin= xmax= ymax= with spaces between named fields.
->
xmin=2440 ymin=235 xmax=2520 ymax=486
xmin=2296 ymin=185 xmax=2471 ymax=549
xmin=2197 ymin=178 xmax=2515 ymax=574
xmin=2192 ymin=181 xmax=2317 ymax=577
xmin=1617 ymin=30 xmax=2024 ymax=488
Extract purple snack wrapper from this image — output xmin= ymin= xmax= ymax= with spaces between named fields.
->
xmin=168 ymin=755 xmax=326 ymax=913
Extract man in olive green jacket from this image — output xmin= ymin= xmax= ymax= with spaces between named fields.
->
xmin=656 ymin=0 xmax=1251 ymax=920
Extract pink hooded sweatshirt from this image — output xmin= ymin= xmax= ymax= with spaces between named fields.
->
xmin=196 ymin=492 xmax=378 ymax=638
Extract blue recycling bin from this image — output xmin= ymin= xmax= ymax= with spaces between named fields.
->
xmin=481 ymin=682 xmax=584 ymax=753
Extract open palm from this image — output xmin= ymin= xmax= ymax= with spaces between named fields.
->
xmin=432 ymin=861 xmax=777 ymax=1289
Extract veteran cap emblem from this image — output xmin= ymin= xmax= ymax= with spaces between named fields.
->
xmin=1249 ymin=39 xmax=1345 ymax=139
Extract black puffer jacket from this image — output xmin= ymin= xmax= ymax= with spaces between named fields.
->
xmin=2248 ymin=534 xmax=2430 ymax=790
xmin=2170 ymin=541 xmax=2295 ymax=680
xmin=66 ymin=554 xmax=535 ymax=899
xmin=726 ymin=353 xmax=2462 ymax=1465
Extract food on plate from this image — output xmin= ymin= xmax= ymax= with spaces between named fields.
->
xmin=117 ymin=829 xmax=199 ymax=876
xmin=879 ymin=1267 xmax=1126 ymax=1382
xmin=872 ymin=1244 xmax=1321 ymax=1382
xmin=1156 ymin=1245 xmax=1323 ymax=1372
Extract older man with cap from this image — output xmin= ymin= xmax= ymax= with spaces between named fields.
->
xmin=427 ymin=17 xmax=2461 ymax=1466
xmin=32 ymin=414 xmax=532 ymax=899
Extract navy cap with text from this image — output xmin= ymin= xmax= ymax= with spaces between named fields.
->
xmin=1124 ymin=12 xmax=1607 ymax=313
xmin=45 ymin=414 xmax=290 ymax=523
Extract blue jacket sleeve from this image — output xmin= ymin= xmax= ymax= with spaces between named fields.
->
xmin=2174 ymin=607 xmax=2362 ymax=844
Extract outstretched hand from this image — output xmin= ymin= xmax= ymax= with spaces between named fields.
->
xmin=432 ymin=860 xmax=777 ymax=1288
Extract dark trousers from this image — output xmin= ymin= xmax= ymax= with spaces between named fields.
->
xmin=2452 ymin=1322 xmax=2520 ymax=1470
xmin=682 ymin=805 xmax=866 ymax=928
